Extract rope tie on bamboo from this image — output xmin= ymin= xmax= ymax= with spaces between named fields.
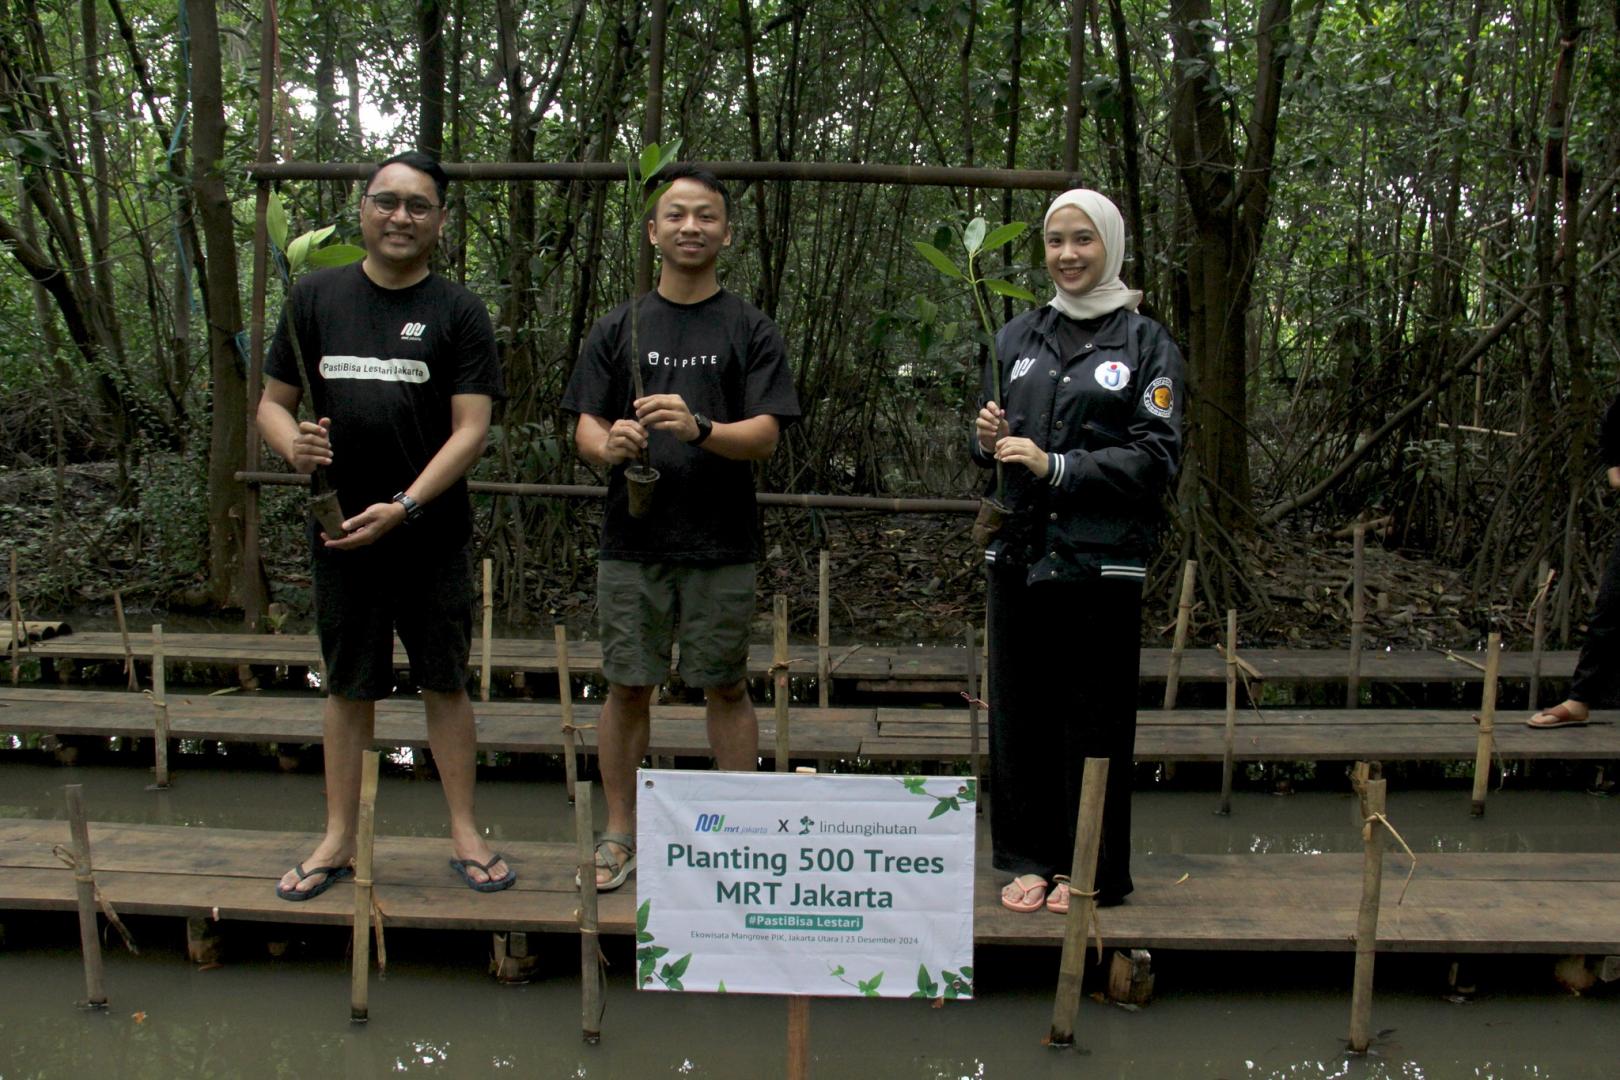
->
xmin=1218 ymin=645 xmax=1269 ymax=726
xmin=51 ymin=844 xmax=139 ymax=954
xmin=1067 ymin=883 xmax=1106 ymax=962
xmin=574 ymin=910 xmax=609 ymax=965
xmin=1468 ymin=714 xmax=1511 ymax=792
xmin=828 ymin=643 xmax=865 ymax=673
xmin=768 ymin=658 xmax=807 ymax=676
xmin=958 ymin=691 xmax=990 ymax=710
xmin=371 ymin=894 xmax=389 ymax=974
xmin=1528 ymin=567 xmax=1557 ymax=620
xmin=1362 ymin=812 xmax=1419 ymax=906
xmin=560 ymin=722 xmax=597 ymax=734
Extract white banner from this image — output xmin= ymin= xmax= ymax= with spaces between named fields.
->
xmin=635 ymin=769 xmax=976 ymax=999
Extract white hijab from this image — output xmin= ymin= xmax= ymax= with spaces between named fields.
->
xmin=1043 ymin=188 xmax=1142 ymax=320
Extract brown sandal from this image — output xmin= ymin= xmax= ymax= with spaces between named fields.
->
xmin=1528 ymin=704 xmax=1589 ymax=729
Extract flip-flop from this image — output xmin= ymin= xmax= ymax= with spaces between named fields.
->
xmin=576 ymin=832 xmax=637 ymax=892
xmin=1045 ymin=875 xmax=1072 ymax=914
xmin=1000 ymin=874 xmax=1047 ymax=913
xmin=449 ymin=853 xmax=517 ymax=893
xmin=1528 ymin=704 xmax=1590 ymax=729
xmin=275 ymin=862 xmax=353 ymax=902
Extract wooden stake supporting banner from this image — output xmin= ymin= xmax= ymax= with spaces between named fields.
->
xmin=557 ymin=624 xmax=579 ymax=804
xmin=774 ymin=594 xmax=791 ymax=772
xmin=1530 ymin=562 xmax=1552 ymax=710
xmin=113 ymin=590 xmax=137 ymax=691
xmin=480 ymin=558 xmax=493 ymax=703
xmin=1348 ymin=773 xmax=1388 ymax=1053
xmin=1347 ymin=525 xmax=1366 ymax=708
xmin=150 ymin=624 xmax=169 ymax=789
xmin=576 ymin=779 xmax=605 ymax=1041
xmin=1162 ymin=560 xmax=1197 ymax=709
xmin=1048 ymin=756 xmax=1110 ymax=1047
xmin=787 ymin=993 xmax=811 ymax=1079
xmin=65 ymin=784 xmax=108 ymax=1008
xmin=965 ymin=622 xmax=981 ymax=781
xmin=1219 ymin=609 xmax=1238 ymax=816
xmin=1470 ymin=632 xmax=1502 ymax=817
xmin=350 ymin=749 xmax=381 ymax=1022
xmin=817 ymin=550 xmax=830 ymax=708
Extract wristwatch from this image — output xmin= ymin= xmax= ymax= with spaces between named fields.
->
xmin=690 ymin=413 xmax=714 ymax=446
xmin=392 ymin=491 xmax=424 ymax=524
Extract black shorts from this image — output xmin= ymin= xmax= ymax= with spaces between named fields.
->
xmin=312 ymin=539 xmax=475 ymax=701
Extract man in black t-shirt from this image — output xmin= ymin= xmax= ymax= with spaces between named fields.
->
xmin=259 ymin=151 xmax=514 ymax=899
xmin=561 ymin=166 xmax=800 ymax=890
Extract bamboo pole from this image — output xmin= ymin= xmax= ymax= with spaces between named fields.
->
xmin=1347 ymin=525 xmax=1366 ymax=708
xmin=1047 ymin=756 xmax=1110 ymax=1046
xmin=787 ymin=994 xmax=811 ymax=1078
xmin=576 ymin=779 xmax=605 ymax=1041
xmin=113 ymin=589 xmax=136 ymax=691
xmin=1348 ymin=773 xmax=1387 ymax=1053
xmin=774 ymin=594 xmax=790 ymax=772
xmin=1162 ymin=560 xmax=1197 ymax=709
xmin=150 ymin=624 xmax=169 ymax=789
xmin=965 ymin=622 xmax=981 ymax=781
xmin=480 ymin=558 xmax=493 ymax=702
xmin=350 ymin=749 xmax=380 ymax=1022
xmin=817 ymin=550 xmax=830 ymax=708
xmin=1530 ymin=561 xmax=1551 ymax=710
xmin=9 ymin=549 xmax=19 ymax=686
xmin=1470 ymin=633 xmax=1502 ymax=817
xmin=64 ymin=784 xmax=108 ymax=1008
xmin=1218 ymin=609 xmax=1238 ymax=815
xmin=557 ymin=624 xmax=579 ymax=804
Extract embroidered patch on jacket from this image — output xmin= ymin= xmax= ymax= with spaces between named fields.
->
xmin=1144 ymin=376 xmax=1174 ymax=418
xmin=1093 ymin=360 xmax=1130 ymax=391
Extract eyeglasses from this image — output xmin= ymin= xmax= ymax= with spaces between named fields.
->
xmin=363 ymin=192 xmax=441 ymax=220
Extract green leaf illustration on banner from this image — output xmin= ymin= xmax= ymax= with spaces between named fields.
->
xmin=857 ymin=972 xmax=885 ymax=997
xmin=911 ymin=964 xmax=942 ymax=999
xmin=635 ymin=900 xmax=691 ymax=990
xmin=941 ymin=966 xmax=974 ymax=1000
xmin=899 ymin=776 xmax=977 ymax=817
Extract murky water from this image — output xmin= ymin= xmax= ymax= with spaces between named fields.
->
xmin=2 ymin=761 xmax=1617 ymax=1077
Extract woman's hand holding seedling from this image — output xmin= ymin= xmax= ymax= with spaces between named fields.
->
xmin=994 ymin=436 xmax=1049 ymax=478
xmin=975 ymin=402 xmax=1008 ymax=453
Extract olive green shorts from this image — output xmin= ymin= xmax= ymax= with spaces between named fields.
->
xmin=596 ymin=560 xmax=757 ymax=688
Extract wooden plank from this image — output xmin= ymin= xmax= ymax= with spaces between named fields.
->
xmin=3 ymin=820 xmax=1617 ymax=953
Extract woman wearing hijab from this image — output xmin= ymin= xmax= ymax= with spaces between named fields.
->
xmin=971 ymin=189 xmax=1184 ymax=914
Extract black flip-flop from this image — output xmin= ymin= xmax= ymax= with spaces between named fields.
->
xmin=275 ymin=863 xmax=353 ymax=902
xmin=449 ymin=853 xmax=517 ymax=893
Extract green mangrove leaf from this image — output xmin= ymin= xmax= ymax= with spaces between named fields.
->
xmin=641 ymin=181 xmax=674 ymax=215
xmin=963 ymin=217 xmax=987 ymax=255
xmin=913 ymin=241 xmax=963 ymax=281
xmin=305 ymin=243 xmax=365 ymax=268
xmin=266 ymin=192 xmax=289 ymax=253
xmin=979 ymin=221 xmax=1027 ymax=252
xmin=982 ymin=278 xmax=1037 ymax=302
xmin=638 ymin=143 xmax=662 ymax=183
xmin=652 ymin=137 xmax=683 ymax=177
xmin=286 ymin=231 xmax=313 ymax=274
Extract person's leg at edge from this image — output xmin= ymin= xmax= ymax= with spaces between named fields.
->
xmin=423 ymin=687 xmax=510 ymax=885
xmin=1539 ymin=530 xmax=1620 ymax=723
xmin=597 ymin=682 xmax=655 ymax=885
xmin=704 ymin=679 xmax=759 ymax=771
xmin=278 ymin=694 xmax=375 ymax=894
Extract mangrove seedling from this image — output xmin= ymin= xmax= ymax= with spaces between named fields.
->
xmin=265 ymin=190 xmax=367 ymax=538
xmin=913 ymin=218 xmax=1035 ymax=546
xmin=621 ymin=138 xmax=683 ymax=518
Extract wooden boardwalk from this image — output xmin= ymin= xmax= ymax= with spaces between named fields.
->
xmin=3 ymin=819 xmax=1617 ymax=954
xmin=2 ymin=687 xmax=1616 ymax=763
xmin=14 ymin=630 xmax=1580 ymax=692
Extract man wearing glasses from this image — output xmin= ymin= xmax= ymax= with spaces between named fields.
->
xmin=258 ymin=151 xmax=513 ymax=899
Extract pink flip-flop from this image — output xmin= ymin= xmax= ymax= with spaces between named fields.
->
xmin=1000 ymin=874 xmax=1047 ymax=913
xmin=1045 ymin=875 xmax=1072 ymax=914
xmin=1528 ymin=704 xmax=1589 ymax=729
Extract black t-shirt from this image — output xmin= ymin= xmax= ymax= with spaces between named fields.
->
xmin=560 ymin=289 xmax=800 ymax=563
xmin=265 ymin=263 xmax=504 ymax=552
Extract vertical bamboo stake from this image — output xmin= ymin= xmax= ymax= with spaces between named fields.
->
xmin=1470 ymin=632 xmax=1502 ymax=817
xmin=557 ymin=624 xmax=579 ymax=804
xmin=150 ymin=624 xmax=169 ymax=789
xmin=1347 ymin=525 xmax=1366 ymax=708
xmin=1348 ymin=773 xmax=1387 ymax=1053
xmin=480 ymin=558 xmax=493 ymax=703
xmin=1530 ymin=561 xmax=1551 ymax=710
xmin=1047 ymin=756 xmax=1110 ymax=1046
xmin=787 ymin=994 xmax=811 ymax=1078
xmin=576 ymin=778 xmax=604 ymax=1041
xmin=817 ymin=550 xmax=830 ymax=708
xmin=774 ymin=594 xmax=790 ymax=772
xmin=1162 ymin=560 xmax=1197 ymax=709
xmin=1218 ymin=609 xmax=1238 ymax=815
xmin=965 ymin=622 xmax=981 ymax=781
xmin=350 ymin=749 xmax=381 ymax=1022
xmin=9 ymin=549 xmax=19 ymax=686
xmin=113 ymin=589 xmax=137 ymax=691
xmin=64 ymin=784 xmax=108 ymax=1008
